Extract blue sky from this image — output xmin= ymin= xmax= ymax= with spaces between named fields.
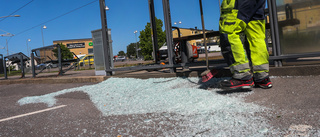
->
xmin=0 ymin=0 xmax=221 ymax=56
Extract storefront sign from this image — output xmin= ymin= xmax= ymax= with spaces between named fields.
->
xmin=89 ymin=42 xmax=93 ymax=46
xmin=67 ymin=43 xmax=85 ymax=49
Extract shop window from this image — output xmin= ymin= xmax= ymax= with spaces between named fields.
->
xmin=88 ymin=48 xmax=93 ymax=54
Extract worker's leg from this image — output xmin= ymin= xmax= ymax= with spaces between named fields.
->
xmin=244 ymin=0 xmax=272 ymax=88
xmin=220 ymin=0 xmax=251 ymax=80
xmin=219 ymin=0 xmax=255 ymax=90
xmin=245 ymin=20 xmax=272 ymax=89
xmin=245 ymin=20 xmax=269 ymax=80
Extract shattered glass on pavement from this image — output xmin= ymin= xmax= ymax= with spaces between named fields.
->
xmin=18 ymin=77 xmax=284 ymax=136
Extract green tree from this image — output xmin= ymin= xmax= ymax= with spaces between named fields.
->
xmin=52 ymin=43 xmax=73 ymax=60
xmin=118 ymin=51 xmax=126 ymax=56
xmin=139 ymin=17 xmax=166 ymax=60
xmin=126 ymin=42 xmax=138 ymax=58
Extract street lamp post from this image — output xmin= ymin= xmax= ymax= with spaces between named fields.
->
xmin=134 ymin=30 xmax=138 ymax=59
xmin=26 ymin=39 xmax=31 ymax=57
xmin=0 ymin=32 xmax=14 ymax=56
xmin=0 ymin=15 xmax=19 ymax=56
xmin=0 ymin=15 xmax=20 ymax=18
xmin=6 ymin=39 xmax=8 ymax=56
xmin=41 ymin=25 xmax=47 ymax=62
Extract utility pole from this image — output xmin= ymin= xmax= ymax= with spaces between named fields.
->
xmin=6 ymin=39 xmax=9 ymax=74
xmin=41 ymin=25 xmax=47 ymax=62
xmin=26 ymin=39 xmax=31 ymax=57
xmin=1 ymin=33 xmax=13 ymax=56
xmin=6 ymin=39 xmax=8 ymax=56
xmin=134 ymin=30 xmax=138 ymax=59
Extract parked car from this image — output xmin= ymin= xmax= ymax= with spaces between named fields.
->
xmin=36 ymin=63 xmax=53 ymax=70
xmin=159 ymin=45 xmax=168 ymax=60
xmin=78 ymin=54 xmax=94 ymax=66
xmin=115 ymin=56 xmax=126 ymax=62
xmin=159 ymin=42 xmax=198 ymax=62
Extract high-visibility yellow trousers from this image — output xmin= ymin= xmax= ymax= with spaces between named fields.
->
xmin=219 ymin=0 xmax=269 ymax=80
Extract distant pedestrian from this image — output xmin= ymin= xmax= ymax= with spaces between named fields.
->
xmin=218 ymin=0 xmax=272 ymax=90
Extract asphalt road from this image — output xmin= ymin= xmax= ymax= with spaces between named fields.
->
xmin=0 ymin=75 xmax=319 ymax=136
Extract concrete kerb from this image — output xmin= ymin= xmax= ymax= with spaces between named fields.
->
xmin=1 ymin=64 xmax=320 ymax=85
xmin=113 ymin=64 xmax=320 ymax=79
xmin=269 ymin=64 xmax=320 ymax=76
xmin=0 ymin=76 xmax=108 ymax=85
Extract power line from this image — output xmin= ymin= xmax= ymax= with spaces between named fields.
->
xmin=15 ymin=0 xmax=98 ymax=36
xmin=0 ymin=29 xmax=11 ymax=34
xmin=0 ymin=0 xmax=34 ymax=23
xmin=0 ymin=29 xmax=14 ymax=37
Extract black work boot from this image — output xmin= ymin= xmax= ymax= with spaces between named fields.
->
xmin=254 ymin=77 xmax=272 ymax=89
xmin=220 ymin=77 xmax=254 ymax=90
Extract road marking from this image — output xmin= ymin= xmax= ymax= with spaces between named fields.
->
xmin=0 ymin=105 xmax=67 ymax=123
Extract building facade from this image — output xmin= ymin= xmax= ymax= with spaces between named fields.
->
xmin=172 ymin=27 xmax=218 ymax=47
xmin=53 ymin=38 xmax=93 ymax=58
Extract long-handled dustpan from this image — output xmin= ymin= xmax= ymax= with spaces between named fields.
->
xmin=199 ymin=0 xmax=218 ymax=82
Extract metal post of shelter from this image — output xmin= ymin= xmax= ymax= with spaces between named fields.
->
xmin=3 ymin=56 xmax=7 ymax=79
xmin=0 ymin=54 xmax=3 ymax=73
xmin=149 ymin=0 xmax=160 ymax=63
xmin=31 ymin=52 xmax=36 ymax=78
xmin=58 ymin=45 xmax=63 ymax=76
xmin=267 ymin=0 xmax=282 ymax=67
xmin=0 ymin=54 xmax=7 ymax=79
xmin=162 ymin=0 xmax=176 ymax=73
xmin=20 ymin=54 xmax=25 ymax=78
xmin=99 ymin=0 xmax=112 ymax=76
